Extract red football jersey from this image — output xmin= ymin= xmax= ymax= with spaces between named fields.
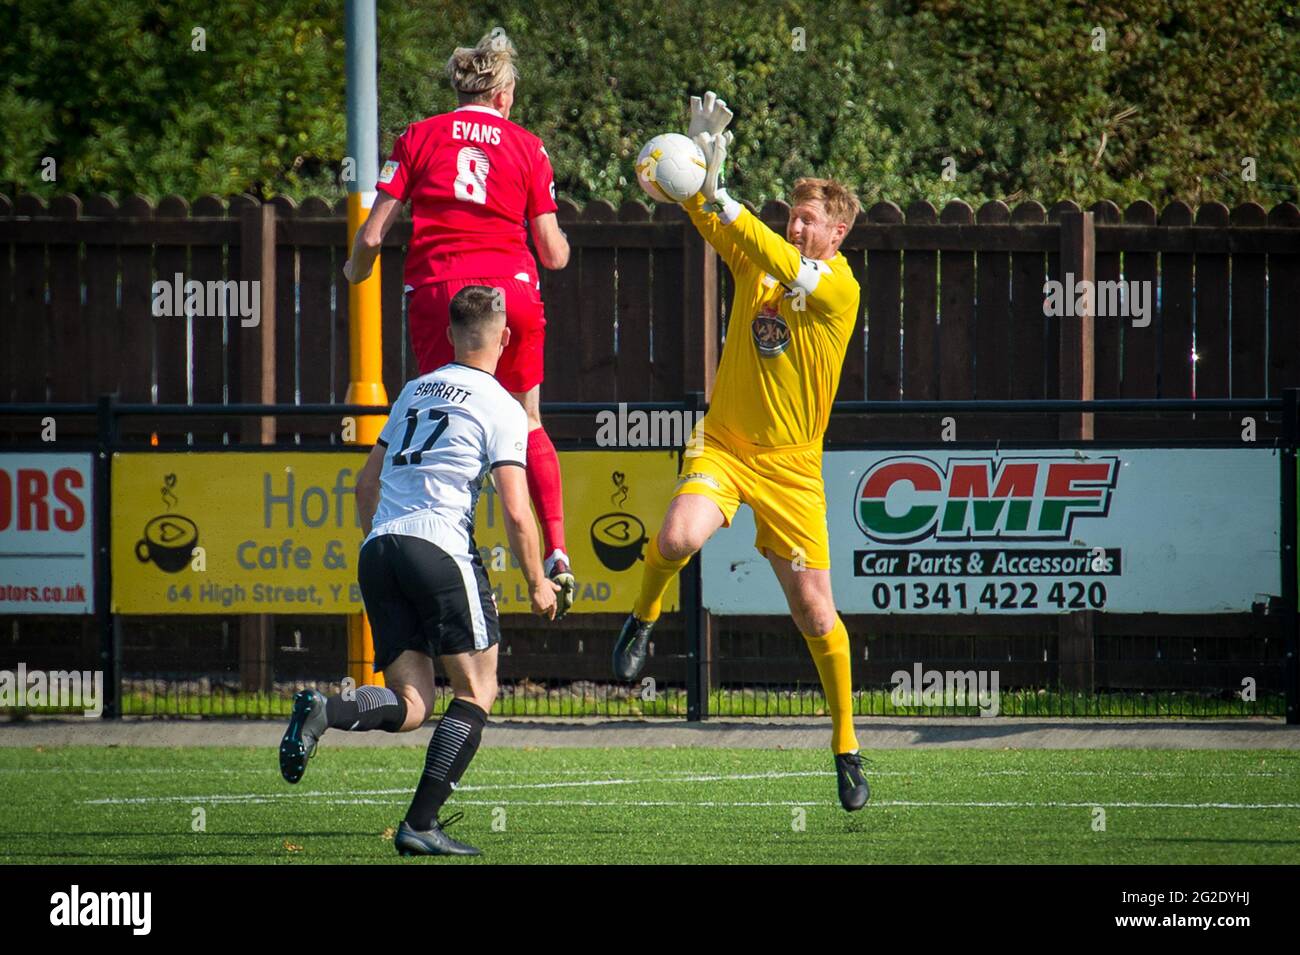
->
xmin=376 ymin=104 xmax=558 ymax=288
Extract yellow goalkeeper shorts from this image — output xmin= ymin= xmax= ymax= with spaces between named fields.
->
xmin=674 ymin=426 xmax=830 ymax=570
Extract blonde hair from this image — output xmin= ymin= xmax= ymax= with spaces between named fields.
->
xmin=791 ymin=177 xmax=861 ymax=228
xmin=446 ymin=29 xmax=519 ymax=102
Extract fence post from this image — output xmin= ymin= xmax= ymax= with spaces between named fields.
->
xmin=1283 ymin=388 xmax=1298 ymax=725
xmin=238 ymin=202 xmax=277 ymax=695
xmin=1058 ymin=211 xmax=1096 ymax=697
xmin=95 ymin=394 xmax=120 ymax=718
xmin=1058 ymin=210 xmax=1095 ymax=438
xmin=681 ymin=210 xmax=717 ymax=720
xmin=683 ymin=391 xmax=711 ymax=721
xmin=683 ymin=550 xmax=707 ymax=722
xmin=238 ymin=202 xmax=277 ymax=442
xmin=681 ymin=220 xmax=718 ymax=399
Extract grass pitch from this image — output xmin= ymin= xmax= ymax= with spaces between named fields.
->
xmin=1 ymin=746 xmax=1297 ymax=864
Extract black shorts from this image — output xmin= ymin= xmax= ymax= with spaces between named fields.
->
xmin=357 ymin=534 xmax=500 ymax=671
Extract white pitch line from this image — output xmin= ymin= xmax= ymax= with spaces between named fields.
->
xmin=82 ymin=770 xmax=827 ymax=805
xmin=0 ymin=767 xmax=255 ymax=775
xmin=296 ymin=799 xmax=828 ymax=808
xmin=2 ymin=769 xmax=759 ymax=779
xmin=102 ymin=797 xmax=1300 ymax=810
xmin=299 ymin=798 xmax=1300 ymax=810
xmin=80 ymin=761 xmax=1300 ymax=811
xmin=461 ymin=770 xmax=827 ymax=789
xmin=957 ymin=769 xmax=1295 ymax=779
xmin=880 ymin=800 xmax=1300 ymax=810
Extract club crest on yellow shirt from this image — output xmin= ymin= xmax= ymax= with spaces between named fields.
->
xmin=751 ymin=304 xmax=791 ymax=357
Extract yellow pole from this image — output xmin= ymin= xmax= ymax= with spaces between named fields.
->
xmin=346 ymin=190 xmax=388 ymax=689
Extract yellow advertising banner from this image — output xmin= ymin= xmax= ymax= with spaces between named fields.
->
xmin=111 ymin=450 xmax=679 ymax=615
xmin=479 ymin=451 xmax=680 ymax=616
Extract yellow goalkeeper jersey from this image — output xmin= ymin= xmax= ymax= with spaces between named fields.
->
xmin=683 ymin=194 xmax=860 ymax=450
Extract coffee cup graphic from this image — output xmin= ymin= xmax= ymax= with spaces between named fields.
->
xmin=136 ymin=514 xmax=200 ymax=573
xmin=591 ymin=512 xmax=648 ymax=572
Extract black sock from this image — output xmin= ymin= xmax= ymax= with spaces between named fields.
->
xmin=405 ymin=698 xmax=488 ymax=830
xmin=324 ymin=685 xmax=407 ymax=732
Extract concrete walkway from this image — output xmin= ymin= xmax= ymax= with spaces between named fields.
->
xmin=2 ymin=717 xmax=1297 ymax=749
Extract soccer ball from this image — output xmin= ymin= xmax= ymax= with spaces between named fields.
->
xmin=635 ymin=133 xmax=707 ymax=204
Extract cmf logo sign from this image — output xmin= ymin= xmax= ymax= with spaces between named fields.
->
xmin=853 ymin=455 xmax=1119 ymax=544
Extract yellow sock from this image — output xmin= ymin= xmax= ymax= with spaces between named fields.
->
xmin=632 ymin=536 xmax=689 ymax=622
xmin=803 ymin=617 xmax=860 ymax=755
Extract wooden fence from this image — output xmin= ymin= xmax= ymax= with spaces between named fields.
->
xmin=3 ymin=193 xmax=1298 ymax=440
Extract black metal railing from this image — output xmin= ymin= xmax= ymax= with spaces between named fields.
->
xmin=1 ymin=391 xmax=1296 ymax=722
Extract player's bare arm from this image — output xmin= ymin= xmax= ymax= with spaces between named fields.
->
xmin=342 ymin=191 xmax=404 ymax=284
xmin=354 ymin=443 xmax=385 ymax=536
xmin=530 ymin=212 xmax=570 ymax=269
xmin=494 ymin=463 xmax=561 ymax=619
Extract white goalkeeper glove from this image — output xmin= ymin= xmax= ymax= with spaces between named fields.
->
xmin=688 ymin=91 xmax=734 ymax=140
xmin=694 ymin=130 xmax=739 ymax=221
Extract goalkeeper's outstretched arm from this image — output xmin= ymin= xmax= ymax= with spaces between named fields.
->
xmin=681 ymin=193 xmax=750 ymax=277
xmin=719 ymin=200 xmax=812 ymax=297
xmin=695 ymin=129 xmax=849 ymax=313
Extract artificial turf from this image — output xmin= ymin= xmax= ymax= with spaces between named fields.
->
xmin=1 ymin=745 xmax=1297 ymax=864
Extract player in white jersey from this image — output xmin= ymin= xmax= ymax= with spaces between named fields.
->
xmin=278 ymin=285 xmax=559 ymax=858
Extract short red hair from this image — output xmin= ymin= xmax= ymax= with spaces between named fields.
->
xmin=791 ymin=177 xmax=860 ymax=227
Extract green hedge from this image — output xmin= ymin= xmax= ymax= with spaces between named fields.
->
xmin=3 ymin=0 xmax=1296 ymax=207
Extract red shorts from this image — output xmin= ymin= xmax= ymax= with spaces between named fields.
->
xmin=407 ymin=277 xmax=546 ymax=393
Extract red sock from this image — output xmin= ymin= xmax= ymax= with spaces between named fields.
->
xmin=526 ymin=427 xmax=567 ymax=558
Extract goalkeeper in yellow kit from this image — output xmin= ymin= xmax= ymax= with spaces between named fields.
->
xmin=613 ymin=92 xmax=869 ymax=811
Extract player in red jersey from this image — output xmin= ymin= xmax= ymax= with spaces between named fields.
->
xmin=344 ymin=30 xmax=576 ymax=615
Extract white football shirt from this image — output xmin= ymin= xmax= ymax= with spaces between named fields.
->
xmin=366 ymin=362 xmax=529 ymax=557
